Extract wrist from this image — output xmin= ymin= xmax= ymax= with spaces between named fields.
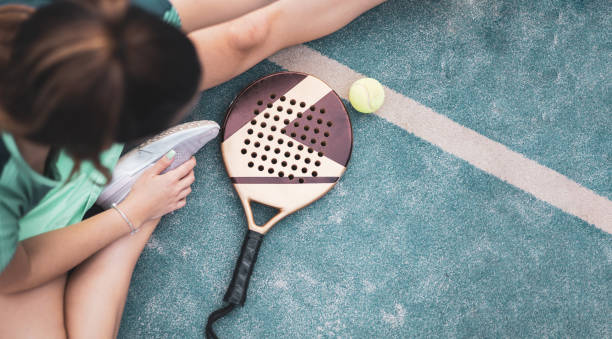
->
xmin=116 ymin=198 xmax=148 ymax=231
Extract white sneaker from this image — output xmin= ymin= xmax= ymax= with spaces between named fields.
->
xmin=96 ymin=120 xmax=220 ymax=208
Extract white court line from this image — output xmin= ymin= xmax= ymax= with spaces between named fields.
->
xmin=268 ymin=45 xmax=612 ymax=234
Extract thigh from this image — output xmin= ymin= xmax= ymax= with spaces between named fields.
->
xmin=0 ymin=274 xmax=67 ymax=339
xmin=65 ymin=218 xmax=160 ymax=339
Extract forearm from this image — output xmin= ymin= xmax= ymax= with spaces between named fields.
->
xmin=190 ymin=0 xmax=386 ymax=90
xmin=0 ymin=200 xmax=147 ymax=293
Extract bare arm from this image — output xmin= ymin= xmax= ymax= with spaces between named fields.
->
xmin=0 ymin=155 xmax=196 ymax=294
xmin=0 ymin=199 xmax=146 ymax=293
xmin=189 ymin=0 xmax=386 ymax=90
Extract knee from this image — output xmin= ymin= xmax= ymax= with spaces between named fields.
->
xmin=227 ymin=7 xmax=275 ymax=51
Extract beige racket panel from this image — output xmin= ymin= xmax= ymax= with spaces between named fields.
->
xmin=221 ymin=72 xmax=353 ymax=234
xmin=232 ymin=182 xmax=338 ymax=233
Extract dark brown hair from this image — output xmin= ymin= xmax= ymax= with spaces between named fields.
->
xmin=0 ymin=0 xmax=201 ymax=181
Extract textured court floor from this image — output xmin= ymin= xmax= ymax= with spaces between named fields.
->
xmin=119 ymin=1 xmax=611 ymax=337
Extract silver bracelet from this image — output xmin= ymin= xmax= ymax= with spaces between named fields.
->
xmin=111 ymin=203 xmax=138 ymax=235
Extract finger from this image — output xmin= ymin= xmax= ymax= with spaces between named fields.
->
xmin=177 ymin=170 xmax=195 ymax=188
xmin=147 ymin=150 xmax=176 ymax=175
xmin=166 ymin=156 xmax=196 ymax=180
xmin=177 ymin=186 xmax=192 ymax=200
xmin=174 ymin=199 xmax=187 ymax=210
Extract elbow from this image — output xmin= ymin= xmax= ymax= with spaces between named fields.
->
xmin=0 ymin=283 xmax=19 ymax=295
xmin=0 ymin=272 xmax=21 ymax=294
xmin=0 ymin=272 xmax=31 ymax=295
xmin=0 ymin=247 xmax=31 ymax=294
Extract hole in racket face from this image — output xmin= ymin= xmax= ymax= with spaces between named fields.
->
xmin=242 ymin=129 xmax=322 ymax=182
xmin=228 ymin=73 xmax=352 ymax=189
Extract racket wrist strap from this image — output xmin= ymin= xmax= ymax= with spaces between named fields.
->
xmin=223 ymin=230 xmax=264 ymax=306
xmin=206 ymin=231 xmax=264 ymax=338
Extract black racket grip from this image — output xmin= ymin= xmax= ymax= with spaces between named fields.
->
xmin=223 ymin=230 xmax=264 ymax=306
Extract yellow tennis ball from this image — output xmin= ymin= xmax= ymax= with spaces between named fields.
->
xmin=348 ymin=78 xmax=385 ymax=113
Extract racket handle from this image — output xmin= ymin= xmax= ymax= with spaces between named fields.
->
xmin=223 ymin=230 xmax=264 ymax=306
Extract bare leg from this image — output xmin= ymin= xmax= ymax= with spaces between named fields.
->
xmin=170 ymin=0 xmax=276 ymax=32
xmin=64 ymin=218 xmax=160 ymax=338
xmin=189 ymin=0 xmax=387 ymax=89
xmin=0 ymin=275 xmax=67 ymax=338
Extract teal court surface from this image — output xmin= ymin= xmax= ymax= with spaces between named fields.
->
xmin=119 ymin=1 xmax=611 ymax=338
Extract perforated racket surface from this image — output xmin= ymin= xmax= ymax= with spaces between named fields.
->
xmin=221 ymin=71 xmax=353 ymax=233
xmin=206 ymin=72 xmax=352 ymax=338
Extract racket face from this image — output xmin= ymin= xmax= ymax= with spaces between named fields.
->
xmin=221 ymin=72 xmax=353 ymax=233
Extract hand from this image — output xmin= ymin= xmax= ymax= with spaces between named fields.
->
xmin=119 ymin=154 xmax=196 ymax=227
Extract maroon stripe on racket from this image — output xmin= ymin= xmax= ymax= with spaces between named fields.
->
xmin=282 ymin=91 xmax=352 ymax=167
xmin=223 ymin=72 xmax=308 ymax=140
xmin=231 ymin=177 xmax=339 ymax=184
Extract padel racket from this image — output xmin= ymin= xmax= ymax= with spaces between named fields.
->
xmin=205 ymin=72 xmax=353 ymax=338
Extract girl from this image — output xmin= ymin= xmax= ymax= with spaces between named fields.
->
xmin=0 ymin=0 xmax=385 ymax=337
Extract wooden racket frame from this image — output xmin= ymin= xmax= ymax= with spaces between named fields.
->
xmin=208 ymin=71 xmax=352 ymax=338
xmin=233 ymin=181 xmax=341 ymax=234
xmin=240 ymin=189 xmax=293 ymax=234
xmin=220 ymin=71 xmax=352 ymax=235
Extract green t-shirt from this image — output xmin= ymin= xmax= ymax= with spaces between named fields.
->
xmin=0 ymin=0 xmax=182 ymax=273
